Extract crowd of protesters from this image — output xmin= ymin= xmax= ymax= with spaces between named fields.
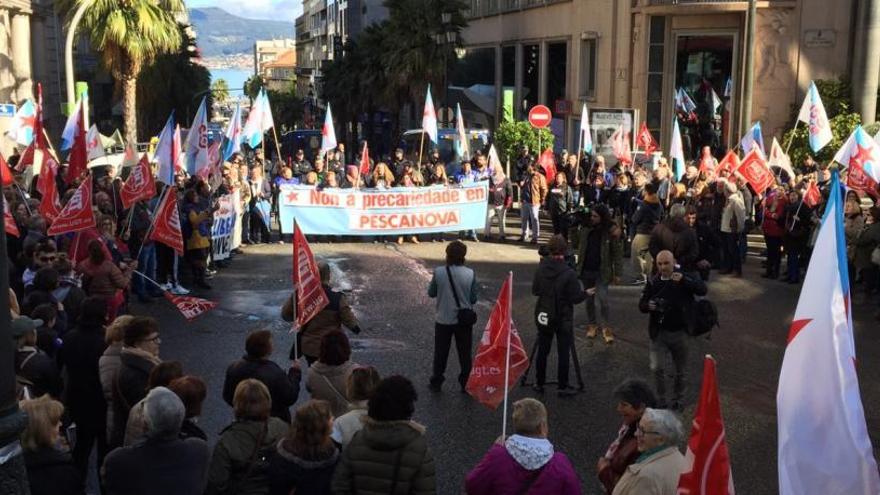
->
xmin=4 ymin=131 xmax=880 ymax=495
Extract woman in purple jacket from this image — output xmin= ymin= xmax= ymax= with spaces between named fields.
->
xmin=465 ymin=398 xmax=582 ymax=494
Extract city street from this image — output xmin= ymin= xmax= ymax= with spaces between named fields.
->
xmin=138 ymin=229 xmax=880 ymax=495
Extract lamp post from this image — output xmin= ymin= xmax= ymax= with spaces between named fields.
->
xmin=65 ymin=0 xmax=95 ymax=113
xmin=438 ymin=12 xmax=456 ymax=128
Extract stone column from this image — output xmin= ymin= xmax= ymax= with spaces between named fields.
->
xmin=0 ymin=9 xmax=14 ymax=103
xmin=11 ymin=12 xmax=33 ymax=101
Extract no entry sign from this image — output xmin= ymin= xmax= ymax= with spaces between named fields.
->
xmin=528 ymin=105 xmax=552 ymax=128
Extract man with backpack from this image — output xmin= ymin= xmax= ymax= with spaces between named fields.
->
xmin=532 ymin=235 xmax=587 ymax=397
xmin=638 ymin=250 xmax=707 ymax=411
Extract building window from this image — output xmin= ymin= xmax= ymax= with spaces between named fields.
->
xmin=579 ymin=37 xmax=597 ymax=99
xmin=646 ymin=16 xmax=665 ymax=139
xmin=522 ymin=44 xmax=540 ymax=112
xmin=546 ymin=41 xmax=567 ymax=106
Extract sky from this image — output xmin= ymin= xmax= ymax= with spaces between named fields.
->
xmin=187 ymin=0 xmax=302 ymax=21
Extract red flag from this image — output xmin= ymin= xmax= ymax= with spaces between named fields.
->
xmin=120 ymin=154 xmax=157 ymax=208
xmin=716 ymin=151 xmax=740 ymax=177
xmin=149 ymin=188 xmax=185 ymax=256
xmin=734 ymin=149 xmax=776 ymax=194
xmin=37 ymin=158 xmax=62 ymax=222
xmin=359 ymin=141 xmax=371 ymax=176
xmin=611 ymin=126 xmax=632 ymax=165
xmin=46 ymin=178 xmax=95 ymax=236
xmin=4 ymin=198 xmax=20 ymax=238
xmin=66 ymin=102 xmax=88 ymax=183
xmin=466 ymin=273 xmax=529 ymax=410
xmin=537 ymin=149 xmax=557 ymax=185
xmin=678 ymin=355 xmax=735 ymax=494
xmin=803 ymin=181 xmax=821 ymax=208
xmin=163 ymin=292 xmax=217 ymax=321
xmin=292 ymin=222 xmax=329 ymax=328
xmin=33 ymin=83 xmax=46 ymax=149
xmin=636 ymin=122 xmax=658 ymax=156
xmin=0 ymin=153 xmax=13 ymax=186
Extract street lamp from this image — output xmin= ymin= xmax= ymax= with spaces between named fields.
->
xmin=438 ymin=12 xmax=457 ymax=127
xmin=65 ymin=0 xmax=95 ymax=113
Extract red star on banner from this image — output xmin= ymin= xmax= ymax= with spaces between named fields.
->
xmin=849 ymin=144 xmax=872 ymax=172
xmin=787 ymin=318 xmax=812 ymax=344
xmin=286 ymin=191 xmax=299 ymax=203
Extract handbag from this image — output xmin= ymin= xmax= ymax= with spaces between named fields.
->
xmin=871 ymin=246 xmax=880 ymax=266
xmin=446 ymin=266 xmax=477 ymax=326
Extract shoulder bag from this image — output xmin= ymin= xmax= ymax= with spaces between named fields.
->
xmin=445 ymin=266 xmax=478 ymax=327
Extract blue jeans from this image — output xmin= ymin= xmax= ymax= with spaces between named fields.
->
xmin=133 ymin=243 xmax=158 ymax=296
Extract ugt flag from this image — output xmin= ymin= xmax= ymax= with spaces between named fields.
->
xmin=678 ymin=355 xmax=734 ymax=495
xmin=833 ymin=125 xmax=880 ymax=193
xmin=292 ymin=222 xmax=329 ymax=329
xmin=47 ymin=177 xmax=95 ymax=236
xmin=797 ymin=81 xmax=833 ymax=153
xmin=777 ymin=171 xmax=880 ymax=494
xmin=466 ymin=273 xmax=528 ymax=410
xmin=321 ymin=104 xmax=337 ymax=153
xmin=65 ymin=100 xmax=88 ymax=183
xmin=636 ymin=121 xmax=658 ymax=156
xmin=163 ymin=292 xmax=217 ymax=321
xmin=222 ymin=102 xmax=242 ymax=161
xmin=580 ymin=103 xmax=593 ymax=153
xmin=37 ymin=158 xmax=61 ymax=222
xmin=185 ymin=97 xmax=210 ymax=176
xmin=422 ymin=84 xmax=438 ymax=144
xmin=149 ymin=187 xmax=185 ymax=256
xmin=670 ymin=118 xmax=686 ymax=180
xmin=120 ymin=154 xmax=157 ymax=209
xmin=740 ymin=122 xmax=764 ymax=154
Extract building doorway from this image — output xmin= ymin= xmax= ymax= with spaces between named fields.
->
xmin=673 ymin=34 xmax=736 ymax=159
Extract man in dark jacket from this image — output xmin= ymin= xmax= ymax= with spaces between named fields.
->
xmin=532 ymin=235 xmax=587 ymax=397
xmin=223 ymin=330 xmax=302 ymax=422
xmin=629 ymin=182 xmax=663 ymax=284
xmin=103 ymin=387 xmax=211 ymax=495
xmin=13 ymin=316 xmax=62 ymax=399
xmin=638 ymin=250 xmax=707 ymax=411
xmin=332 ymin=375 xmax=435 ymax=495
xmin=111 ymin=317 xmax=162 ymax=448
xmin=58 ymin=297 xmax=110 ymax=476
xmin=648 ymin=203 xmax=700 ymax=274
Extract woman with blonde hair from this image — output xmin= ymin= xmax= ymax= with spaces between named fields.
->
xmin=20 ymin=395 xmax=83 ymax=495
xmin=370 ymin=162 xmax=395 ymax=189
xmin=268 ymin=400 xmax=339 ymax=495
xmin=207 ymin=379 xmax=288 ymax=495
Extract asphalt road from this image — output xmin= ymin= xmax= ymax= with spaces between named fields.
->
xmin=133 ymin=228 xmax=880 ymax=494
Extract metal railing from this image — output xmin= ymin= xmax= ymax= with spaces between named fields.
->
xmin=464 ymin=0 xmax=570 ymax=19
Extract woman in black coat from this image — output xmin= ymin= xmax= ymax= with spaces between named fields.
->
xmin=268 ymin=400 xmax=339 ymax=495
xmin=20 ymin=395 xmax=84 ymax=495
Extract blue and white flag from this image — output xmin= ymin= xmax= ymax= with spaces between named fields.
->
xmin=580 ymin=103 xmax=592 ymax=153
xmin=670 ymin=118 xmax=686 ymax=181
xmin=455 ymin=103 xmax=470 ymax=160
xmin=797 ymin=81 xmax=833 ymax=153
xmin=422 ymin=85 xmax=438 ymax=144
xmin=321 ymin=104 xmax=337 ymax=153
xmin=222 ymin=102 xmax=242 ymax=161
xmin=60 ymin=100 xmax=83 ymax=151
xmin=185 ymin=97 xmax=210 ymax=176
xmin=740 ymin=122 xmax=765 ymax=154
xmin=243 ymin=89 xmax=274 ymax=148
xmin=7 ymin=100 xmax=37 ymax=146
xmin=154 ymin=113 xmax=178 ymax=185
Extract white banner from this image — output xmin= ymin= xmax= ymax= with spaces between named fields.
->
xmin=211 ymin=194 xmax=236 ymax=261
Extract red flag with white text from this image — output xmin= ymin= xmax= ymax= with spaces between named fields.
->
xmin=359 ymin=141 xmax=371 ymax=176
xmin=66 ymin=101 xmax=88 ymax=184
xmin=636 ymin=122 xmax=658 ymax=157
xmin=37 ymin=158 xmax=62 ymax=222
xmin=735 ymin=149 xmax=776 ymax=194
xmin=163 ymin=292 xmax=217 ymax=321
xmin=120 ymin=154 xmax=157 ymax=208
xmin=678 ymin=355 xmax=735 ymax=494
xmin=716 ymin=151 xmax=740 ymax=177
xmin=537 ymin=149 xmax=557 ymax=185
xmin=149 ymin=188 xmax=185 ymax=255
xmin=803 ymin=181 xmax=821 ymax=208
xmin=292 ymin=222 xmax=329 ymax=328
xmin=466 ymin=273 xmax=529 ymax=410
xmin=46 ymin=178 xmax=95 ymax=236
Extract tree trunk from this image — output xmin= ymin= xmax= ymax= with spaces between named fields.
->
xmin=122 ymin=75 xmax=138 ymax=146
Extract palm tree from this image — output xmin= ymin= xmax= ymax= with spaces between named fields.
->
xmin=212 ymin=78 xmax=230 ymax=105
xmin=59 ymin=0 xmax=186 ymax=144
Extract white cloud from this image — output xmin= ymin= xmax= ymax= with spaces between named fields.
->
xmin=188 ymin=0 xmax=302 ymax=22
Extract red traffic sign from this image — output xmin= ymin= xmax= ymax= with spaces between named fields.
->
xmin=528 ymin=105 xmax=552 ymax=128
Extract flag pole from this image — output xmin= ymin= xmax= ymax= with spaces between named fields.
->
xmin=291 ymin=219 xmax=299 ymax=361
xmin=500 ymin=271 xmax=513 ymax=441
xmin=271 ymin=125 xmax=283 ymax=172
xmin=135 ymin=186 xmax=167 ymax=261
xmin=789 ymin=195 xmax=805 ymax=232
xmin=418 ymin=130 xmax=426 ymax=169
xmin=783 ymin=120 xmax=801 ymax=156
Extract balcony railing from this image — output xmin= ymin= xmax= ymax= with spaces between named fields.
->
xmin=645 ymin=0 xmax=789 ymax=4
xmin=465 ymin=0 xmax=571 ymax=19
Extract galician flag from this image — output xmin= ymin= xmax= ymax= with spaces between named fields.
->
xmin=242 ymin=89 xmax=274 ymax=148
xmin=222 ymin=102 xmax=242 ymax=161
xmin=185 ymin=96 xmax=210 ymax=176
xmin=797 ymin=81 xmax=833 ymax=153
xmin=740 ymin=122 xmax=764 ymax=154
xmin=422 ymin=84 xmax=438 ymax=144
xmin=455 ymin=103 xmax=470 ymax=160
xmin=833 ymin=125 xmax=880 ymax=187
xmin=670 ymin=118 xmax=686 ymax=181
xmin=321 ymin=104 xmax=337 ymax=153
xmin=580 ymin=103 xmax=592 ymax=153
xmin=6 ymin=99 xmax=37 ymax=146
xmin=777 ymin=170 xmax=880 ymax=494
xmin=154 ymin=114 xmax=179 ymax=185
xmin=86 ymin=124 xmax=105 ymax=161
xmin=60 ymin=99 xmax=83 ymax=151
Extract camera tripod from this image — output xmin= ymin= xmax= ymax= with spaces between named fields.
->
xmin=519 ymin=329 xmax=585 ymax=392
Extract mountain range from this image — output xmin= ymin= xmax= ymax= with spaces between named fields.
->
xmin=189 ymin=7 xmax=295 ymax=57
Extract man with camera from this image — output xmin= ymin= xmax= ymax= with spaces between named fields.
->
xmin=532 ymin=235 xmax=587 ymax=397
xmin=638 ymin=250 xmax=707 ymax=411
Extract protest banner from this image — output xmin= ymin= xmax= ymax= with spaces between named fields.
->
xmin=211 ymin=193 xmax=237 ymax=261
xmin=278 ymin=183 xmax=489 ymax=236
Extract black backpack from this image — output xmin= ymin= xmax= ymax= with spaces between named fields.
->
xmin=690 ymin=299 xmax=719 ymax=337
